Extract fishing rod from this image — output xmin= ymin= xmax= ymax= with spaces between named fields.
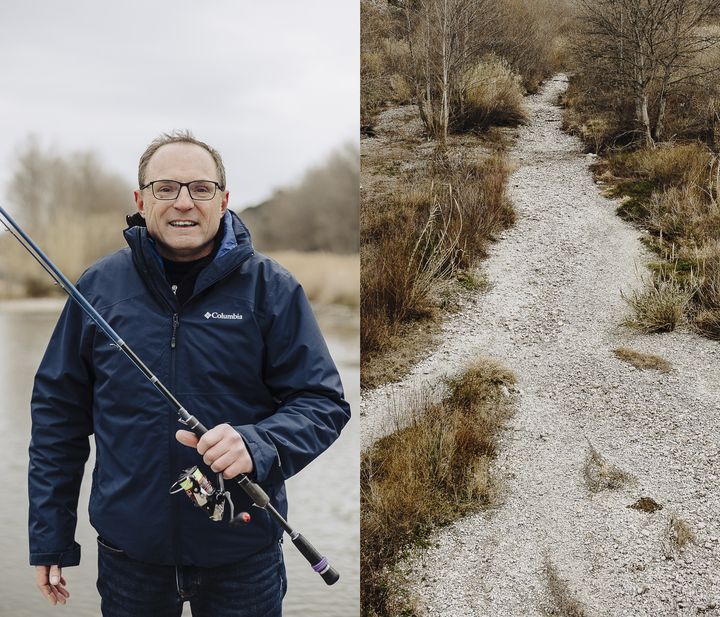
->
xmin=0 ymin=205 xmax=339 ymax=586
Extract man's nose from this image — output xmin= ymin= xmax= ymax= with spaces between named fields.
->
xmin=174 ymin=185 xmax=194 ymax=209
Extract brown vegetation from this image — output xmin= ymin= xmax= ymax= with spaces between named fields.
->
xmin=240 ymin=143 xmax=359 ymax=254
xmin=613 ymin=347 xmax=671 ymax=372
xmin=361 ymin=359 xmax=516 ymax=617
xmin=621 ymin=270 xmax=691 ymax=333
xmin=267 ymin=252 xmax=359 ymax=307
xmin=361 ymin=149 xmax=513 ymax=386
xmin=628 ymin=496 xmax=663 ymax=513
xmin=0 ymin=139 xmax=132 ymax=296
xmin=583 ymin=443 xmax=634 ymax=493
xmin=662 ymin=515 xmax=696 ymax=558
xmin=544 ymin=558 xmax=593 ymax=617
xmin=361 ymin=0 xmax=570 ymax=134
xmin=458 ymin=54 xmax=528 ymax=130
xmin=564 ymin=1 xmax=720 ymax=339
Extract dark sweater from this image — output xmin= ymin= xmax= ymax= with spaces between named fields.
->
xmin=161 ymin=221 xmax=225 ymax=305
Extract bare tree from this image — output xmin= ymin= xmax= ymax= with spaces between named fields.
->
xmin=396 ymin=0 xmax=500 ymax=144
xmin=577 ymin=0 xmax=720 ymax=146
xmin=3 ymin=138 xmax=133 ymax=290
xmin=7 ymin=137 xmax=132 ymax=229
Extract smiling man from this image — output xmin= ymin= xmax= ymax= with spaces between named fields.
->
xmin=28 ymin=130 xmax=350 ymax=616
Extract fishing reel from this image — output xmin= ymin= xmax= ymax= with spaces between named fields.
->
xmin=170 ymin=466 xmax=251 ymax=526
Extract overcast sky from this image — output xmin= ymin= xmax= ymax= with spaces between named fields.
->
xmin=0 ymin=1 xmax=358 ymax=212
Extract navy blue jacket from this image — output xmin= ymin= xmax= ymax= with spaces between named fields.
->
xmin=28 ymin=211 xmax=350 ymax=567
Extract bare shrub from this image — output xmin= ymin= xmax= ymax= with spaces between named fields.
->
xmin=361 ymin=359 xmax=516 ymax=616
xmin=613 ymin=347 xmax=671 ymax=373
xmin=583 ymin=443 xmax=634 ymax=492
xmin=458 ymin=54 xmax=528 ymax=130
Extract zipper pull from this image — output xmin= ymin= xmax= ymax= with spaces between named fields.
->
xmin=171 ymin=313 xmax=179 ymax=349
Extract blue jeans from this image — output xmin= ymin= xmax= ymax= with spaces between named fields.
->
xmin=96 ymin=536 xmax=287 ymax=617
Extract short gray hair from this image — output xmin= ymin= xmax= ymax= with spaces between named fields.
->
xmin=138 ymin=130 xmax=227 ymax=189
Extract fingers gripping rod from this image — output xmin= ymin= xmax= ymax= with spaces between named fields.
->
xmin=0 ymin=206 xmax=339 ymax=586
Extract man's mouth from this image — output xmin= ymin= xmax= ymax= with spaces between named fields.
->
xmin=169 ymin=221 xmax=198 ymax=227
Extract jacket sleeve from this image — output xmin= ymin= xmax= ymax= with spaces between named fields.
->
xmin=29 ymin=294 xmax=94 ymax=567
xmin=234 ymin=278 xmax=351 ymax=484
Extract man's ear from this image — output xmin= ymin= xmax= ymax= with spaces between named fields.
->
xmin=133 ymin=190 xmax=145 ymax=216
xmin=221 ymin=190 xmax=229 ymax=214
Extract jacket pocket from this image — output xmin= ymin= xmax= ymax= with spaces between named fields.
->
xmin=97 ymin=536 xmax=125 ymax=555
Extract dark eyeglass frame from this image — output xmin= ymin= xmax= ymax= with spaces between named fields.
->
xmin=139 ymin=179 xmax=224 ymax=201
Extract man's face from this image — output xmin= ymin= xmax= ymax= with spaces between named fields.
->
xmin=134 ymin=143 xmax=229 ymax=262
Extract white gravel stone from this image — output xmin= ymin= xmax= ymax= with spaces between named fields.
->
xmin=362 ymin=75 xmax=720 ymax=616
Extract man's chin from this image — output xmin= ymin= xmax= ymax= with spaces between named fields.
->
xmin=156 ymin=238 xmax=213 ymax=262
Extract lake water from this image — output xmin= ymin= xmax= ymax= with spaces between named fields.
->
xmin=0 ymin=299 xmax=359 ymax=616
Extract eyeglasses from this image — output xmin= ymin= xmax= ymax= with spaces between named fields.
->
xmin=140 ymin=180 xmax=223 ymax=201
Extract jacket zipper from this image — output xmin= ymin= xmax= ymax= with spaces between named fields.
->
xmin=161 ymin=252 xmax=253 ymax=565
xmin=171 ymin=313 xmax=179 ymax=349
xmin=170 ymin=310 xmax=181 ymax=564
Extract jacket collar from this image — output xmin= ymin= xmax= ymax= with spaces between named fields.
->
xmin=123 ymin=210 xmax=254 ymax=308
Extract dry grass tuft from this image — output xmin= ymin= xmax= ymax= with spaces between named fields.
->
xmin=662 ymin=516 xmax=696 ymax=558
xmin=544 ymin=557 xmax=593 ymax=617
xmin=694 ymin=309 xmax=720 ymax=339
xmin=583 ymin=443 xmax=634 ymax=493
xmin=361 ymin=359 xmax=516 ymax=617
xmin=612 ymin=347 xmax=671 ymax=373
xmin=622 ymin=273 xmax=691 ymax=333
xmin=361 ymin=153 xmax=512 ymax=384
xmin=645 ymin=186 xmax=720 ymax=249
xmin=610 ymin=144 xmax=712 ymax=190
xmin=458 ymin=54 xmax=528 ymax=130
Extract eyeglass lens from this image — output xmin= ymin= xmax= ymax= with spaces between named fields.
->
xmin=152 ymin=181 xmax=217 ymax=200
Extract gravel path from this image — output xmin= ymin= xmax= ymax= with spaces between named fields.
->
xmin=361 ymin=75 xmax=720 ymax=616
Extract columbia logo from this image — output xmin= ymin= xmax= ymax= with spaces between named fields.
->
xmin=204 ymin=311 xmax=243 ymax=320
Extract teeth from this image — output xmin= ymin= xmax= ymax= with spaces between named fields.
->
xmin=170 ymin=221 xmax=196 ymax=227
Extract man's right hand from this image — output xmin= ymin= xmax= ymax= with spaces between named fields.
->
xmin=35 ymin=565 xmax=70 ymax=605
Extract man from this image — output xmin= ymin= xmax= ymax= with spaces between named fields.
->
xmin=28 ymin=130 xmax=350 ymax=616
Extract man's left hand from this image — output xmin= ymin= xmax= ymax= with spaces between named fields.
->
xmin=176 ymin=424 xmax=254 ymax=478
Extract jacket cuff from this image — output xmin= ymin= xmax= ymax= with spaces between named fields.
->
xmin=30 ymin=542 xmax=81 ymax=567
xmin=233 ymin=424 xmax=279 ymax=484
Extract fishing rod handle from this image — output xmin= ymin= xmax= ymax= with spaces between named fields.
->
xmin=187 ymin=416 xmax=271 ymax=507
xmin=291 ymin=533 xmax=340 ymax=585
xmin=186 ymin=414 xmax=338 ymax=584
